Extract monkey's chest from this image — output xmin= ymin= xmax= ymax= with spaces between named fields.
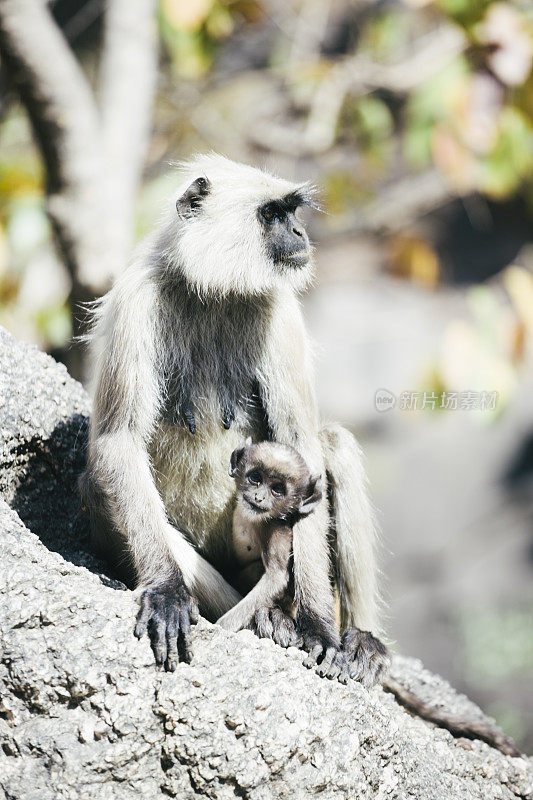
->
xmin=149 ymin=415 xmax=261 ymax=564
xmin=232 ymin=507 xmax=262 ymax=566
xmin=162 ymin=330 xmax=269 ymax=436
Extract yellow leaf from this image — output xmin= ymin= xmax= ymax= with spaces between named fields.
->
xmin=389 ymin=236 xmax=440 ymax=288
xmin=162 ymin=0 xmax=213 ymax=33
xmin=503 ymin=265 xmax=533 ymax=334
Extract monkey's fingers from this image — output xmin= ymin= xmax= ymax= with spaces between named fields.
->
xmin=342 ymin=628 xmax=391 ymax=687
xmin=317 ymin=647 xmax=343 ymax=680
xmin=303 ymin=643 xmax=323 ymax=668
xmin=177 ymin=608 xmax=193 ymax=664
xmin=270 ymin=607 xmax=300 ymax=648
xmin=338 ymin=663 xmax=351 ymax=685
xmin=165 ymin=613 xmax=180 ymax=672
xmin=254 ymin=607 xmax=274 ymax=639
xmin=134 ymin=595 xmax=152 ymax=639
xmin=149 ymin=618 xmax=168 ymax=667
xmin=360 ymin=653 xmax=389 ymax=689
xmin=329 ymin=652 xmax=349 ymax=682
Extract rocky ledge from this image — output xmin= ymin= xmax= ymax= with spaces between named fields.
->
xmin=0 ymin=326 xmax=531 ymax=800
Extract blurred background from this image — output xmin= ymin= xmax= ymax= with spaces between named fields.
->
xmin=0 ymin=0 xmax=532 ymax=750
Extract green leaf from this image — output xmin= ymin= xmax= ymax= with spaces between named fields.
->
xmin=481 ymin=107 xmax=533 ymax=198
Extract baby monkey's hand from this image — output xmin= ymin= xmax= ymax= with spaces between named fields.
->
xmin=253 ymin=606 xmax=302 ymax=648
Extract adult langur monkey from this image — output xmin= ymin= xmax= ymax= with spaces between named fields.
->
xmin=81 ymin=154 xmax=387 ymax=683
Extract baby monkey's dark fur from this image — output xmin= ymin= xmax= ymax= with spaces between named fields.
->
xmin=217 ymin=439 xmax=322 ymax=643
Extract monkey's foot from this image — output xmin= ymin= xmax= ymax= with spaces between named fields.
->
xmin=340 ymin=628 xmax=391 ymax=688
xmin=135 ymin=577 xmax=199 ymax=671
xmin=253 ymin=606 xmax=302 ymax=648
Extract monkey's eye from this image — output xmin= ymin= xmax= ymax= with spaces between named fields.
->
xmin=271 ymin=482 xmax=285 ymax=497
xmin=261 ymin=203 xmax=279 ymax=223
xmin=247 ymin=470 xmax=262 ymax=485
xmin=196 ymin=177 xmax=208 ymax=191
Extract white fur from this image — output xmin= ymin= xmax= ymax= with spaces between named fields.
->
xmin=171 ymin=154 xmax=314 ymax=297
xmin=320 ymin=423 xmax=381 ymax=634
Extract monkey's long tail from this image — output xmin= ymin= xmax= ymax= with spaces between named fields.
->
xmin=383 ymin=676 xmax=521 ymax=757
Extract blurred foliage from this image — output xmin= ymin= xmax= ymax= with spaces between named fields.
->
xmin=1 ymin=0 xmax=533 ymax=371
xmin=423 ymin=279 xmax=520 ymax=419
xmin=0 ymin=111 xmax=70 ymax=347
xmin=409 ymin=2 xmax=533 ymax=198
xmin=413 ymin=264 xmax=533 ymax=419
xmin=159 ymin=0 xmax=262 ymax=77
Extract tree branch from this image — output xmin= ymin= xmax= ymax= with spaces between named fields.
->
xmin=249 ymin=25 xmax=466 ymax=156
xmin=98 ymin=0 xmax=158 ymax=272
xmin=0 ymin=0 xmax=158 ymax=378
xmin=0 ymin=0 xmax=106 ymax=292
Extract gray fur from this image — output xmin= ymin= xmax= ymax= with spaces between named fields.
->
xmin=82 ymin=154 xmax=381 ymax=672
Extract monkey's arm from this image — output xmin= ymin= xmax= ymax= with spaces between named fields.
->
xmin=87 ymin=275 xmax=240 ymax=669
xmin=257 ymin=293 xmax=340 ymax=663
xmin=217 ymin=529 xmax=297 ymax=642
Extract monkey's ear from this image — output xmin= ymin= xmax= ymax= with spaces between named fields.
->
xmin=176 ymin=176 xmax=210 ymax=220
xmin=299 ymin=474 xmax=323 ymax=516
xmin=229 ymin=446 xmax=245 ymax=478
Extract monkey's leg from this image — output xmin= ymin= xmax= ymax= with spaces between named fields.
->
xmin=320 ymin=422 xmax=389 ymax=686
xmin=86 ymin=433 xmax=241 ymax=671
xmin=164 ymin=525 xmax=242 ymax=620
xmin=320 ymin=422 xmax=379 ymax=632
xmin=256 ymin=294 xmax=342 ymax=665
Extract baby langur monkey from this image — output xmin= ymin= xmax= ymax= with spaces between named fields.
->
xmin=217 ymin=439 xmax=322 ymax=645
xmin=218 ymin=439 xmax=522 ymax=757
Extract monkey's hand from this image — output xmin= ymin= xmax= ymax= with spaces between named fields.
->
xmin=340 ymin=627 xmax=391 ymax=688
xmin=134 ymin=577 xmax=199 ymax=671
xmin=296 ymin=612 xmax=346 ymax=680
xmin=253 ymin=606 xmax=302 ymax=648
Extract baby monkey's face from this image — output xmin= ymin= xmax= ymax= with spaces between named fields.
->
xmin=229 ymin=441 xmax=323 ymax=522
xmin=238 ymin=465 xmax=298 ymax=519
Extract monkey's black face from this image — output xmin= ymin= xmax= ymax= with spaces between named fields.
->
xmin=258 ymin=193 xmax=311 ymax=270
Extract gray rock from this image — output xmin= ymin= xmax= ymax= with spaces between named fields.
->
xmin=0 ymin=325 xmax=531 ymax=799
